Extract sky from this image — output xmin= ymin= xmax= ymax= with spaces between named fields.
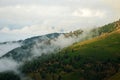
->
xmin=0 ymin=0 xmax=120 ymax=42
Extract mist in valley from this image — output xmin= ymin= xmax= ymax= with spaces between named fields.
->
xmin=0 ymin=28 xmax=96 ymax=80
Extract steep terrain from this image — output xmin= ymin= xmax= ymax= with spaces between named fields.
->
xmin=0 ymin=20 xmax=120 ymax=80
xmin=1 ymin=30 xmax=83 ymax=62
xmin=107 ymin=72 xmax=120 ymax=80
xmin=20 ymin=20 xmax=120 ymax=80
xmin=1 ymin=20 xmax=118 ymax=62
xmin=0 ymin=41 xmax=22 ymax=57
xmin=1 ymin=33 xmax=62 ymax=61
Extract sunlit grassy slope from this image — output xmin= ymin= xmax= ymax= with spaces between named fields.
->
xmin=60 ymin=28 xmax=120 ymax=80
xmin=67 ymin=29 xmax=120 ymax=59
xmin=108 ymin=72 xmax=120 ymax=80
xmin=21 ymin=24 xmax=120 ymax=80
xmin=0 ymin=20 xmax=120 ymax=80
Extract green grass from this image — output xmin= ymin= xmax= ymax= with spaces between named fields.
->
xmin=108 ymin=72 xmax=120 ymax=80
xmin=0 ymin=20 xmax=120 ymax=80
xmin=64 ymin=30 xmax=120 ymax=60
xmin=20 ymin=29 xmax=120 ymax=80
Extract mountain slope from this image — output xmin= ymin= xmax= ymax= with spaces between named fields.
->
xmin=88 ymin=20 xmax=119 ymax=38
xmin=1 ymin=30 xmax=84 ymax=62
xmin=0 ymin=20 xmax=120 ymax=80
xmin=1 ymin=33 xmax=62 ymax=61
xmin=1 ymin=20 xmax=119 ymax=62
xmin=20 ymin=25 xmax=120 ymax=80
xmin=0 ymin=41 xmax=22 ymax=57
xmin=107 ymin=72 xmax=120 ymax=80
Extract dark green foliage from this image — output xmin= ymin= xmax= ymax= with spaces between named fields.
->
xmin=0 ymin=71 xmax=20 ymax=80
xmin=20 ymin=29 xmax=120 ymax=80
xmin=98 ymin=23 xmax=116 ymax=34
xmin=90 ymin=22 xmax=116 ymax=38
xmin=18 ymin=20 xmax=120 ymax=80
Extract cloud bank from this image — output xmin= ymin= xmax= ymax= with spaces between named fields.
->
xmin=0 ymin=0 xmax=119 ymax=42
xmin=0 ymin=58 xmax=19 ymax=72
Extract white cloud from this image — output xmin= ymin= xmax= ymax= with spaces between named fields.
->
xmin=0 ymin=0 xmax=119 ymax=42
xmin=0 ymin=58 xmax=19 ymax=72
xmin=0 ymin=24 xmax=64 ymax=36
xmin=73 ymin=8 xmax=105 ymax=18
xmin=0 ymin=5 xmax=69 ymax=20
xmin=0 ymin=27 xmax=10 ymax=33
xmin=0 ymin=42 xmax=21 ymax=57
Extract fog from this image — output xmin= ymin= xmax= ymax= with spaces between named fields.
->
xmin=0 ymin=42 xmax=21 ymax=57
xmin=0 ymin=42 xmax=22 ymax=73
xmin=31 ymin=30 xmax=91 ymax=57
xmin=0 ymin=58 xmax=19 ymax=72
xmin=0 ymin=28 xmax=95 ymax=80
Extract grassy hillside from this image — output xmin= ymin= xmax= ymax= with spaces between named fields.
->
xmin=20 ymin=23 xmax=120 ymax=80
xmin=0 ymin=20 xmax=118 ymax=80
xmin=107 ymin=72 xmax=120 ymax=80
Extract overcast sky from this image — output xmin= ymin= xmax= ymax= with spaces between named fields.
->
xmin=0 ymin=0 xmax=120 ymax=42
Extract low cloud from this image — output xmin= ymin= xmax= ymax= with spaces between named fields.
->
xmin=0 ymin=58 xmax=19 ymax=72
xmin=0 ymin=42 xmax=21 ymax=57
xmin=0 ymin=29 xmax=90 ymax=73
xmin=0 ymin=28 xmax=99 ymax=79
xmin=31 ymin=30 xmax=90 ymax=57
xmin=0 ymin=25 xmax=61 ymax=36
